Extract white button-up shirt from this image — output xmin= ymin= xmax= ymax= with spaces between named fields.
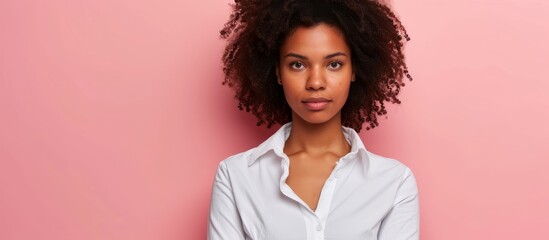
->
xmin=208 ymin=123 xmax=419 ymax=240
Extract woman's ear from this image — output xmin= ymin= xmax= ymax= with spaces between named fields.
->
xmin=351 ymin=62 xmax=356 ymax=82
xmin=275 ymin=65 xmax=282 ymax=85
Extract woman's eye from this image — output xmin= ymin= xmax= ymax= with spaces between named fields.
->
xmin=328 ymin=62 xmax=342 ymax=70
xmin=290 ymin=62 xmax=305 ymax=70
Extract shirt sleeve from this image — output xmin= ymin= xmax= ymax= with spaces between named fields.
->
xmin=207 ymin=161 xmax=246 ymax=240
xmin=377 ymin=167 xmax=420 ymax=240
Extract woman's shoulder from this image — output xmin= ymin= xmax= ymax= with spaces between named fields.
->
xmin=364 ymin=150 xmax=415 ymax=178
xmin=212 ymin=148 xmax=256 ymax=183
xmin=218 ymin=147 xmax=257 ymax=167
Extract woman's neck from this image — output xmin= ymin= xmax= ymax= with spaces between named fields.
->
xmin=283 ymin=112 xmax=351 ymax=156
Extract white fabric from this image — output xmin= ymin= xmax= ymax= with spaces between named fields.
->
xmin=208 ymin=122 xmax=419 ymax=240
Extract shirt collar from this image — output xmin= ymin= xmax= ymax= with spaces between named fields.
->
xmin=248 ymin=122 xmax=370 ymax=167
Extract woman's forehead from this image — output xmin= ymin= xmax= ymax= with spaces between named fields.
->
xmin=280 ymin=24 xmax=350 ymax=58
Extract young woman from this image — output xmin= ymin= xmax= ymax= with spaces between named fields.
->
xmin=208 ymin=0 xmax=418 ymax=239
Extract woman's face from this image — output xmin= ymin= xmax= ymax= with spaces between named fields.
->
xmin=277 ymin=23 xmax=354 ymax=125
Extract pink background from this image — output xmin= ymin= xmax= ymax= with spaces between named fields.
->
xmin=1 ymin=0 xmax=548 ymax=239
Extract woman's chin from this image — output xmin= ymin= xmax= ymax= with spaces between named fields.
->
xmin=293 ymin=112 xmax=341 ymax=126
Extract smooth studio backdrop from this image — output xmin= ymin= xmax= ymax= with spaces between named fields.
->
xmin=1 ymin=0 xmax=548 ymax=239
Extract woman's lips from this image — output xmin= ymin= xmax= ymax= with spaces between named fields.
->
xmin=302 ymin=97 xmax=331 ymax=111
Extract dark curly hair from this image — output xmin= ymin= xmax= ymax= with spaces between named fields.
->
xmin=220 ymin=0 xmax=412 ymax=132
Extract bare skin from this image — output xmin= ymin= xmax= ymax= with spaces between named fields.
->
xmin=277 ymin=24 xmax=354 ymax=211
xmin=284 ymin=113 xmax=351 ymax=211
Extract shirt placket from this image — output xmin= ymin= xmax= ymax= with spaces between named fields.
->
xmin=279 ymin=157 xmax=346 ymax=240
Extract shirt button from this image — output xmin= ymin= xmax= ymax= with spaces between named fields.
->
xmin=316 ymin=224 xmax=322 ymax=231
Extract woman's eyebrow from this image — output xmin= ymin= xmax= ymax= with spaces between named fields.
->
xmin=284 ymin=53 xmax=307 ymax=59
xmin=284 ymin=52 xmax=348 ymax=59
xmin=325 ymin=52 xmax=348 ymax=59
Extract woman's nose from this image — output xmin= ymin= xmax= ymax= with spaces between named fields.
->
xmin=306 ymin=66 xmax=326 ymax=90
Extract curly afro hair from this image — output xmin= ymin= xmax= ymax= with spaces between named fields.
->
xmin=220 ymin=0 xmax=412 ymax=132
